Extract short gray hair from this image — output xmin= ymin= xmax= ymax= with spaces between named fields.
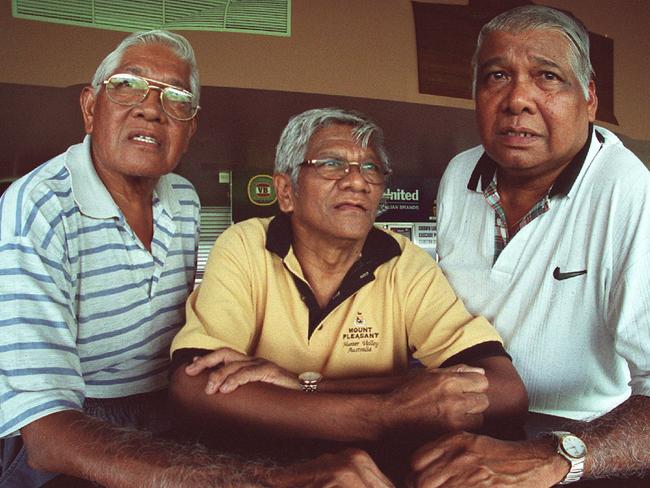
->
xmin=274 ymin=108 xmax=390 ymax=184
xmin=472 ymin=5 xmax=593 ymax=100
xmin=91 ymin=30 xmax=200 ymax=106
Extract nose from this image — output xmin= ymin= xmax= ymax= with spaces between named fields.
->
xmin=500 ymin=78 xmax=537 ymax=115
xmin=133 ymin=86 xmax=165 ymax=122
xmin=339 ymin=163 xmax=370 ymax=191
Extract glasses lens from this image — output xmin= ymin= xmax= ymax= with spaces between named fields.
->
xmin=161 ymin=87 xmax=196 ymax=121
xmin=105 ymin=74 xmax=148 ymax=105
xmin=360 ymin=162 xmax=386 ymax=184
xmin=315 ymin=159 xmax=347 ymax=180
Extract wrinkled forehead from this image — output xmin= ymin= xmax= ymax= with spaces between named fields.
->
xmin=115 ymin=43 xmax=190 ymax=88
xmin=478 ymin=28 xmax=575 ymax=68
xmin=308 ymin=124 xmax=379 ymax=159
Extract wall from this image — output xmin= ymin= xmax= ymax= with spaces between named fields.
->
xmin=1 ymin=0 xmax=648 ymax=195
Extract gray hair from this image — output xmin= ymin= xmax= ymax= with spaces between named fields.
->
xmin=274 ymin=108 xmax=390 ymax=184
xmin=91 ymin=30 xmax=200 ymax=106
xmin=472 ymin=5 xmax=593 ymax=100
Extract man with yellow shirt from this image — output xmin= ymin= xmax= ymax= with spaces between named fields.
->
xmin=169 ymin=108 xmax=526 ymax=454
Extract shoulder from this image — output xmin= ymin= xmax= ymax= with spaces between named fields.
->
xmin=439 ymin=145 xmax=484 ymax=193
xmin=163 ymin=173 xmax=200 ymax=204
xmin=377 ymin=227 xmax=437 ymax=272
xmin=218 ymin=217 xmax=270 ymax=248
xmin=444 ymin=145 xmax=484 ymax=176
xmin=585 ymin=128 xmax=650 ymax=199
xmin=1 ymin=151 xmax=73 ymax=239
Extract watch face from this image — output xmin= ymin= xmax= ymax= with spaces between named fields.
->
xmin=562 ymin=435 xmax=587 ymax=458
xmin=299 ymin=372 xmax=322 ymax=383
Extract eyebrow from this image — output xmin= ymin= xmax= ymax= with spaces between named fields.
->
xmin=123 ymin=66 xmax=188 ymax=90
xmin=478 ymin=55 xmax=566 ymax=73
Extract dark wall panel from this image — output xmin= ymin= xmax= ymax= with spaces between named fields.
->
xmin=0 ymin=83 xmax=480 ymax=205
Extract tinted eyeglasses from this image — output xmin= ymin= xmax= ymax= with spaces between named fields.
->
xmin=102 ymin=73 xmax=200 ymax=121
xmin=300 ymin=158 xmax=391 ymax=185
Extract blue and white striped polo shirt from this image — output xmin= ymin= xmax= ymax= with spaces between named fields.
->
xmin=0 ymin=136 xmax=199 ymax=438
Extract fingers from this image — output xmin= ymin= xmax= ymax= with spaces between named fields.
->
xmin=187 ymin=353 xmax=300 ymax=394
xmin=184 ymin=347 xmax=248 ymax=376
xmin=411 ymin=441 xmax=446 ymax=472
xmin=448 ymin=364 xmax=485 ymax=375
xmin=410 ymin=433 xmax=474 ymax=488
xmin=317 ymin=449 xmax=395 ymax=488
xmin=204 ymin=358 xmax=267 ymax=394
xmin=463 ymin=392 xmax=490 ymax=415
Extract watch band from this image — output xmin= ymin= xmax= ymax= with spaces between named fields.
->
xmin=548 ymin=431 xmax=587 ymax=484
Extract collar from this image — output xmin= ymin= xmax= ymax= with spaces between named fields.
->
xmin=266 ymin=212 xmax=402 ymax=339
xmin=467 ymin=123 xmax=602 ymax=197
xmin=266 ymin=212 xmax=402 ymax=265
xmin=65 ymin=135 xmax=180 ymax=219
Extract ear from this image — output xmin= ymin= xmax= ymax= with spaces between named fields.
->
xmin=586 ymin=80 xmax=598 ymax=122
xmin=180 ymin=117 xmax=198 ymax=155
xmin=80 ymin=86 xmax=97 ymax=134
xmin=273 ymin=173 xmax=295 ymax=213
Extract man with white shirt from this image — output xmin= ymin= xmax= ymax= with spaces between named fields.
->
xmin=411 ymin=5 xmax=650 ymax=487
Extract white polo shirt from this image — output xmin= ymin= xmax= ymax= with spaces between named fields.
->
xmin=437 ymin=126 xmax=650 ymax=420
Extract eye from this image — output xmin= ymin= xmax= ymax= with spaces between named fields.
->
xmin=164 ymin=87 xmax=193 ymax=104
xmin=361 ymin=162 xmax=382 ymax=174
xmin=486 ymin=71 xmax=508 ymax=82
xmin=318 ymin=159 xmax=345 ymax=169
xmin=541 ymin=71 xmax=561 ymax=81
xmin=110 ymin=75 xmax=144 ymax=90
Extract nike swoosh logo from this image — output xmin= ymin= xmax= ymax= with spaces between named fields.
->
xmin=553 ymin=267 xmax=587 ymax=281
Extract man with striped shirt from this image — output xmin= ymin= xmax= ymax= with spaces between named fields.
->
xmin=0 ymin=31 xmax=390 ymax=488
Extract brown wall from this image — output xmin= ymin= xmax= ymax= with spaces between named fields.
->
xmin=1 ymin=0 xmax=648 ymax=195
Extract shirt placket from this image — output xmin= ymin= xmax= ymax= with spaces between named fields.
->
xmin=149 ymin=197 xmax=173 ymax=297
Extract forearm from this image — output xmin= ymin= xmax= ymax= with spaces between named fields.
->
xmin=21 ymin=410 xmax=274 ymax=487
xmin=170 ymin=367 xmax=386 ymax=442
xmin=470 ymin=356 xmax=528 ymax=423
xmin=319 ymin=374 xmax=408 ymax=394
xmin=565 ymin=395 xmax=650 ymax=478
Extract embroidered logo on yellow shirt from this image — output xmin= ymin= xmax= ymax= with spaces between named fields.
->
xmin=341 ymin=312 xmax=380 ymax=353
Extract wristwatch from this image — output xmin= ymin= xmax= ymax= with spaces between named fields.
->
xmin=298 ymin=372 xmax=322 ymax=392
xmin=548 ymin=431 xmax=587 ymax=484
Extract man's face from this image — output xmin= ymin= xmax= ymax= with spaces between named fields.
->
xmin=81 ymin=43 xmax=197 ymax=181
xmin=475 ymin=29 xmax=597 ymax=180
xmin=275 ymin=124 xmax=385 ymax=245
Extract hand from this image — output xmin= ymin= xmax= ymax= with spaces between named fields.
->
xmin=409 ymin=432 xmax=569 ymax=487
xmin=382 ymin=364 xmax=489 ymax=434
xmin=272 ymin=449 xmax=395 ymax=488
xmin=184 ymin=347 xmax=300 ymax=394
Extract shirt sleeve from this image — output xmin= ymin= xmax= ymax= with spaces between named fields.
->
xmin=608 ymin=172 xmax=650 ymax=397
xmin=171 ymin=223 xmax=258 ymax=356
xmin=399 ymin=243 xmax=504 ymax=368
xmin=0 ymin=188 xmax=85 ymax=438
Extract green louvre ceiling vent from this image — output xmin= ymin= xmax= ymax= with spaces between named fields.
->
xmin=12 ymin=0 xmax=291 ymax=36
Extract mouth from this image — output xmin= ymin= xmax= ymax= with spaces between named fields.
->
xmin=504 ymin=130 xmax=536 ymax=138
xmin=335 ymin=201 xmax=368 ymax=212
xmin=497 ymin=127 xmax=542 ymax=146
xmin=129 ymin=133 xmax=161 ymax=146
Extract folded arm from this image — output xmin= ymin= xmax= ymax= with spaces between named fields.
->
xmin=169 ymin=347 xmax=527 ymax=442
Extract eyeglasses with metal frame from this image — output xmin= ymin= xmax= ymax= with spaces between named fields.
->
xmin=102 ymin=73 xmax=200 ymax=121
xmin=300 ymin=158 xmax=391 ymax=184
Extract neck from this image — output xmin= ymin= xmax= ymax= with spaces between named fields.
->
xmin=293 ymin=234 xmax=364 ymax=275
xmin=94 ymin=167 xmax=157 ymax=251
xmin=291 ymin=228 xmax=365 ymax=309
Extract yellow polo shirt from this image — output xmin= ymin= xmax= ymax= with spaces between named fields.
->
xmin=171 ymin=215 xmax=504 ymax=378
